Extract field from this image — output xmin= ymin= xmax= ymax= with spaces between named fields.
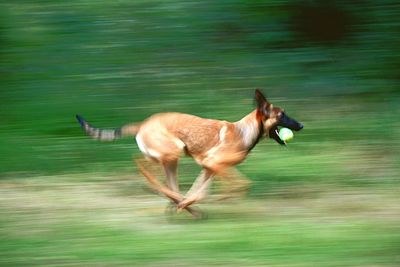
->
xmin=1 ymin=1 xmax=399 ymax=266
xmin=1 ymin=174 xmax=399 ymax=266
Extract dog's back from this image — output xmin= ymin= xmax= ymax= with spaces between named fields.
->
xmin=136 ymin=112 xmax=230 ymax=162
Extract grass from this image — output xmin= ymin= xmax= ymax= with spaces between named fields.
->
xmin=1 ymin=175 xmax=399 ymax=266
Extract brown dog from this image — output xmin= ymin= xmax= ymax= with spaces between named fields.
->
xmin=77 ymin=89 xmax=303 ymax=217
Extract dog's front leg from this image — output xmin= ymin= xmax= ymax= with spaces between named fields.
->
xmin=178 ymin=169 xmax=214 ymax=211
xmin=215 ymin=167 xmax=251 ymax=201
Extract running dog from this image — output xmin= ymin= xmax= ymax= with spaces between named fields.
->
xmin=76 ymin=89 xmax=303 ymax=217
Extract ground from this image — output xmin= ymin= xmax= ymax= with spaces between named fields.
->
xmin=1 ymin=173 xmax=399 ymax=266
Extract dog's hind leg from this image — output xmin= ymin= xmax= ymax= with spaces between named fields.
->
xmin=136 ymin=158 xmax=182 ymax=202
xmin=162 ymin=160 xmax=179 ymax=193
xmin=136 ymin=159 xmax=204 ymax=218
xmin=161 ymin=159 xmax=182 ymax=214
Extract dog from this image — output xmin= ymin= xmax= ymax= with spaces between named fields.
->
xmin=76 ymin=89 xmax=303 ymax=217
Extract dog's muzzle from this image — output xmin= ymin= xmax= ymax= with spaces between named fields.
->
xmin=269 ymin=113 xmax=303 ymax=145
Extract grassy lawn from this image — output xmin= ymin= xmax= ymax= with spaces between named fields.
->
xmin=1 ymin=175 xmax=399 ymax=266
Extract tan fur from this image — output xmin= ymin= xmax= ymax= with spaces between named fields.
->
xmin=136 ymin=112 xmax=252 ymax=171
xmin=78 ymin=90 xmax=298 ymax=216
xmin=120 ymin=123 xmax=141 ymax=137
xmin=135 ymin=108 xmax=269 ymax=212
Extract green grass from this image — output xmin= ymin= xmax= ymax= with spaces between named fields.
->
xmin=1 ymin=175 xmax=399 ymax=266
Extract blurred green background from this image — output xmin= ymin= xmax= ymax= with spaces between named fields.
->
xmin=1 ymin=1 xmax=399 ymax=266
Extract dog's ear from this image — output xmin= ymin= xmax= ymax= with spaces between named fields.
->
xmin=255 ymin=89 xmax=266 ymax=108
xmin=255 ymin=89 xmax=271 ymax=116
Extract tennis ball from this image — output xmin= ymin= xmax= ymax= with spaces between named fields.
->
xmin=279 ymin=128 xmax=294 ymax=142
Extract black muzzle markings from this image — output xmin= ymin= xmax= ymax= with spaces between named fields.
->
xmin=269 ymin=113 xmax=304 ymax=145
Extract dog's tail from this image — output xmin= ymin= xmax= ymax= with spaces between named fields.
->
xmin=76 ymin=115 xmax=140 ymax=141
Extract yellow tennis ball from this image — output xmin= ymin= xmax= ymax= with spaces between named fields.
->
xmin=279 ymin=128 xmax=294 ymax=142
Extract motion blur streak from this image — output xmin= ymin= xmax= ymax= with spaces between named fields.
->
xmin=0 ymin=1 xmax=399 ymax=266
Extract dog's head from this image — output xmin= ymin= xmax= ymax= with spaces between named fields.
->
xmin=255 ymin=89 xmax=303 ymax=145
